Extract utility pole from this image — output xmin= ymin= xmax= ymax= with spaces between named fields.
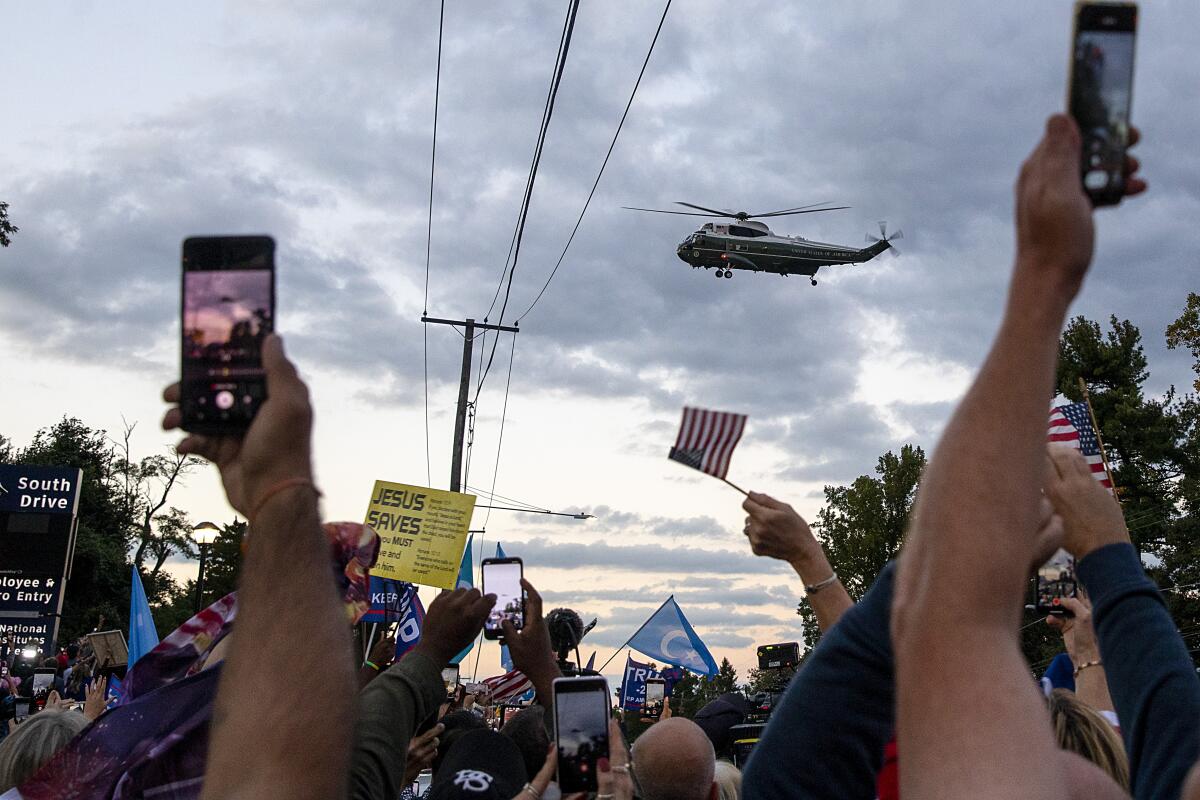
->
xmin=422 ymin=316 xmax=519 ymax=492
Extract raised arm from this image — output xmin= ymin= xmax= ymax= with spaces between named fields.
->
xmin=1047 ymin=445 xmax=1200 ymax=799
xmin=164 ymin=335 xmax=357 ymax=800
xmin=743 ymin=491 xmax=854 ymax=632
xmin=891 ymin=116 xmax=1143 ymax=800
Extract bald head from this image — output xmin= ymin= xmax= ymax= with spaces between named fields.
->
xmin=632 ymin=718 xmax=717 ymax=800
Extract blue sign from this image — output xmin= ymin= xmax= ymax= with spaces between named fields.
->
xmin=620 ymin=656 xmax=660 ymax=711
xmin=0 ymin=615 xmax=55 ymax=656
xmin=0 ymin=574 xmax=61 ymax=614
xmin=0 ymin=465 xmax=82 ymax=515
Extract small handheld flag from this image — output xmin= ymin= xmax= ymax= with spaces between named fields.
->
xmin=1048 ymin=402 xmax=1114 ymax=490
xmin=668 ymin=406 xmax=748 ymax=494
xmin=128 ymin=567 xmax=159 ymax=669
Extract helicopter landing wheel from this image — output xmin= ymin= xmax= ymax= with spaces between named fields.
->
xmin=810 ymin=278 xmax=818 ymax=286
xmin=724 ymin=270 xmax=732 ymax=279
xmin=713 ymin=269 xmax=724 ymax=279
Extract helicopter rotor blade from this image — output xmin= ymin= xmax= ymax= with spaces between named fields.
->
xmin=888 ymin=244 xmax=901 ymax=257
xmin=621 ymin=206 xmax=727 ymax=218
xmin=866 ymin=234 xmax=881 ymax=243
xmin=889 ymin=229 xmax=903 ymax=241
xmin=752 ymin=205 xmax=851 ymax=218
xmin=747 ymin=201 xmax=837 ymax=216
xmin=675 ymin=201 xmax=740 ymax=217
xmin=878 ymin=221 xmax=888 ymax=238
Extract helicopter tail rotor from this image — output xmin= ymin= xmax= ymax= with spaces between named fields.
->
xmin=866 ymin=222 xmax=903 ymax=257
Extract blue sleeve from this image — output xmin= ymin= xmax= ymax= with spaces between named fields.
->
xmin=743 ymin=563 xmax=895 ymax=800
xmin=1077 ymin=543 xmax=1200 ymax=800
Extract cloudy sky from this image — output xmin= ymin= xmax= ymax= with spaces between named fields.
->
xmin=2 ymin=1 xmax=1196 ymax=685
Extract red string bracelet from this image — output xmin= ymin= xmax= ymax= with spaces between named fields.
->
xmin=249 ymin=477 xmax=322 ymax=524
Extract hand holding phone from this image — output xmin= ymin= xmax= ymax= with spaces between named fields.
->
xmin=554 ymin=676 xmax=611 ymax=793
xmin=1068 ymin=2 xmax=1138 ymax=206
xmin=482 ymin=557 xmax=524 ymax=640
xmin=1035 ymin=548 xmax=1078 ymax=617
xmin=180 ymin=236 xmax=275 ymax=433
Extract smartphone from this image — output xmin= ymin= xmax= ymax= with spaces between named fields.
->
xmin=553 ymin=676 xmax=611 ymax=794
xmin=441 ymin=665 xmax=459 ymax=699
xmin=1036 ymin=548 xmax=1078 ymax=616
xmin=1068 ymin=1 xmax=1137 ymax=206
xmin=180 ymin=235 xmax=276 ymax=433
xmin=643 ymin=677 xmax=666 ymax=719
xmin=31 ymin=669 xmax=54 ymax=697
xmin=481 ymin=557 xmax=524 ymax=640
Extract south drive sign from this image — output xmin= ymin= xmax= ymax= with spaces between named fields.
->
xmin=0 ymin=464 xmax=83 ymax=655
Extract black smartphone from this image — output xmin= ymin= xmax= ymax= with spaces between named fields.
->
xmin=1036 ymin=548 xmax=1078 ymax=617
xmin=554 ymin=676 xmax=610 ymax=794
xmin=31 ymin=668 xmax=55 ymax=698
xmin=441 ymin=665 xmax=459 ymax=699
xmin=1068 ymin=1 xmax=1138 ymax=206
xmin=643 ymin=677 xmax=666 ymax=719
xmin=180 ymin=235 xmax=276 ymax=433
xmin=481 ymin=557 xmax=524 ymax=640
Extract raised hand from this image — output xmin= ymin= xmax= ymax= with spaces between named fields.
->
xmin=83 ymin=675 xmax=108 ymax=721
xmin=162 ymin=334 xmax=314 ymax=518
xmin=742 ymin=491 xmax=821 ymax=566
xmin=501 ymin=579 xmax=556 ymax=680
xmin=401 ymin=722 xmax=443 ymax=787
xmin=594 ymin=720 xmax=635 ymax=800
xmin=1046 ymin=594 xmax=1100 ymax=666
xmin=367 ymin=634 xmax=396 ymax=670
xmin=1045 ymin=446 xmax=1129 ymax=560
xmin=412 ymin=588 xmax=495 ymax=668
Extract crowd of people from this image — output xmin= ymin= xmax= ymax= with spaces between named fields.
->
xmin=0 ymin=113 xmax=1195 ymax=800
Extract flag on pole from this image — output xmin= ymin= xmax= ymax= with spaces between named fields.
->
xmin=1048 ymin=402 xmax=1113 ymax=489
xmin=450 ymin=534 xmax=475 ymax=665
xmin=360 ymin=577 xmax=415 ymax=624
xmin=496 ymin=542 xmax=514 ymax=671
xmin=668 ymin=407 xmax=747 ymax=480
xmin=619 ymin=655 xmax=660 ymax=711
xmin=585 ymin=651 xmax=596 ymax=672
xmin=482 ymin=669 xmax=534 ymax=703
xmin=128 ymin=567 xmax=159 ymax=669
xmin=627 ymin=597 xmax=719 ymax=676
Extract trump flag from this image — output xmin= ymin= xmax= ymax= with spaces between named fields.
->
xmin=627 ymin=597 xmax=718 ymax=677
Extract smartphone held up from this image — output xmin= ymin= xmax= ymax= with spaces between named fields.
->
xmin=1036 ymin=548 xmax=1078 ymax=617
xmin=180 ymin=235 xmax=276 ymax=433
xmin=553 ymin=676 xmax=611 ymax=794
xmin=1068 ymin=1 xmax=1138 ymax=206
xmin=482 ymin=557 xmax=524 ymax=640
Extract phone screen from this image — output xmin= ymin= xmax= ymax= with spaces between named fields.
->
xmin=441 ymin=666 xmax=459 ymax=697
xmin=31 ymin=671 xmax=53 ymax=697
xmin=181 ymin=236 xmax=275 ymax=431
xmin=1070 ymin=3 xmax=1137 ymax=204
xmin=644 ymin=679 xmax=665 ymax=717
xmin=554 ymin=677 xmax=610 ymax=794
xmin=1036 ymin=548 xmax=1078 ymax=615
xmin=482 ymin=559 xmax=524 ymax=637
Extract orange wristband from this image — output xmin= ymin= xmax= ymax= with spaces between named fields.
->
xmin=250 ymin=478 xmax=322 ymax=523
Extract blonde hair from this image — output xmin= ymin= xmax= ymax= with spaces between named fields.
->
xmin=714 ymin=759 xmax=742 ymax=800
xmin=0 ymin=710 xmax=88 ymax=791
xmin=1048 ymin=689 xmax=1129 ymax=792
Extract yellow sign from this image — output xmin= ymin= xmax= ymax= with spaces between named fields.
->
xmin=364 ymin=481 xmax=476 ymax=589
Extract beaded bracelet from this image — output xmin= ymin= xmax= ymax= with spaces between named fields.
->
xmin=1073 ymin=659 xmax=1103 ymax=678
xmin=805 ymin=572 xmax=840 ymax=594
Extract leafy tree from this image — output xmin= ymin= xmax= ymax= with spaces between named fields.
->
xmin=744 ymin=666 xmax=792 ymax=695
xmin=664 ymin=658 xmax=740 ymax=720
xmin=800 ymin=445 xmax=926 ymax=650
xmin=1056 ymin=313 xmax=1200 ymax=665
xmin=0 ymin=202 xmax=16 ymax=247
xmin=1167 ymin=292 xmax=1200 ymax=392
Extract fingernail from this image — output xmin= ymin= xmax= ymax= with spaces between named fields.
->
xmin=599 ymin=757 xmax=610 ymax=772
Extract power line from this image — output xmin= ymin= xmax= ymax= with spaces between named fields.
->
xmin=475 ymin=0 xmax=581 ymax=400
xmin=481 ymin=333 xmax=518 ymax=531
xmin=422 ymin=0 xmax=447 ymax=487
xmin=517 ymin=0 xmax=674 ymax=323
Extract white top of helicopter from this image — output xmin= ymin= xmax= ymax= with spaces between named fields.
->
xmin=696 ymin=221 xmax=855 ymax=252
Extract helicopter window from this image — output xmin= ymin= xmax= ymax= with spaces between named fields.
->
xmin=701 ymin=223 xmax=714 ymax=231
xmin=729 ymin=225 xmax=767 ymax=238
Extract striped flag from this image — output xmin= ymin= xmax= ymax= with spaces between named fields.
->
xmin=668 ymin=407 xmax=747 ymax=480
xmin=482 ymin=669 xmax=534 ymax=703
xmin=1048 ymin=402 xmax=1113 ymax=489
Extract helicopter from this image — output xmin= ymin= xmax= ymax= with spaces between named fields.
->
xmin=624 ymin=201 xmax=901 ymax=285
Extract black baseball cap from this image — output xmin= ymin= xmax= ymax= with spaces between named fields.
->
xmin=428 ymin=729 xmax=529 ymax=800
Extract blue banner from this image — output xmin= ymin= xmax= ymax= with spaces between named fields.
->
xmin=361 ymin=576 xmax=414 ymax=624
xmin=619 ymin=656 xmax=660 ymax=711
xmin=394 ymin=593 xmax=426 ymax=661
xmin=128 ymin=567 xmax=159 ymax=668
xmin=450 ymin=535 xmax=474 ymax=665
xmin=627 ymin=597 xmax=719 ymax=676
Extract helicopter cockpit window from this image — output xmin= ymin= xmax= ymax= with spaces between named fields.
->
xmin=729 ymin=225 xmax=767 ymax=238
xmin=701 ymin=223 xmax=714 ymax=231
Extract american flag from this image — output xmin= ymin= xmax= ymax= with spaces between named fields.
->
xmin=668 ymin=407 xmax=747 ymax=480
xmin=482 ymin=669 xmax=534 ymax=703
xmin=1048 ymin=402 xmax=1113 ymax=489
